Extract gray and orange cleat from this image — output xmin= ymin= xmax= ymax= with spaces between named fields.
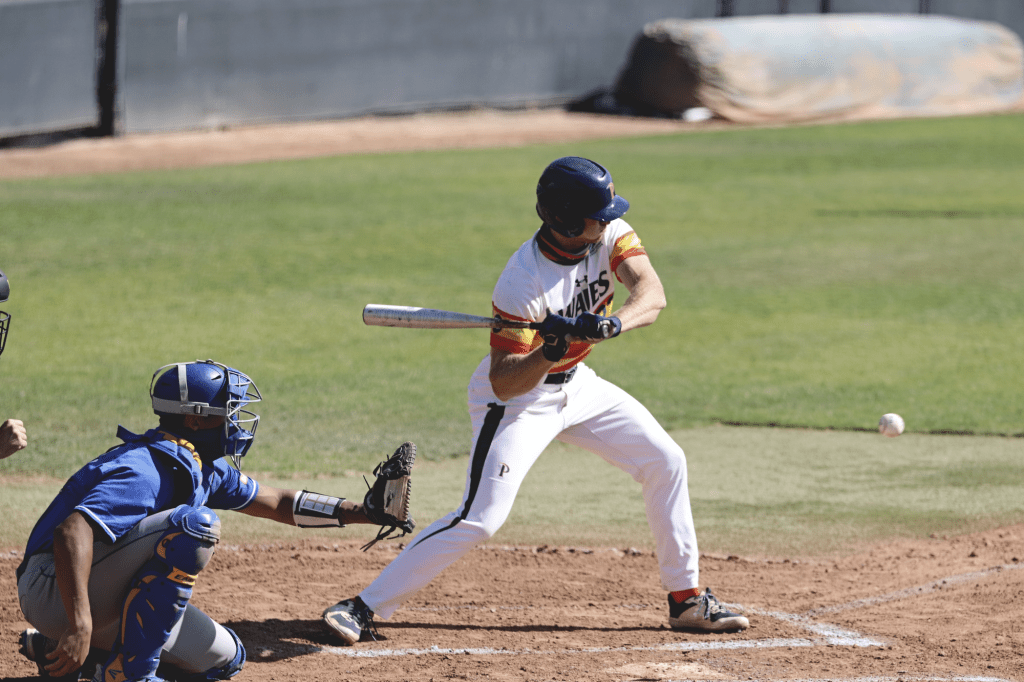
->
xmin=668 ymin=588 xmax=749 ymax=632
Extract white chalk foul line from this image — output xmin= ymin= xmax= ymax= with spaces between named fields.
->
xmin=319 ymin=564 xmax=1024 ymax=662
xmin=321 ymin=637 xmax=819 ymax=658
xmin=806 ymin=562 xmax=1024 ymax=617
xmin=743 ymin=608 xmax=884 ymax=647
xmin=319 ymin=603 xmax=884 ymax=659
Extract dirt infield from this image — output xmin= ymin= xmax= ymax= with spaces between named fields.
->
xmin=3 ymin=525 xmax=1023 ymax=681
xmin=2 ymin=109 xmax=1022 ymax=681
xmin=0 ymin=109 xmax=700 ymax=180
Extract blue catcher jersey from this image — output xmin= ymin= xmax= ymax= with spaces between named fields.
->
xmin=18 ymin=426 xmax=258 ymax=578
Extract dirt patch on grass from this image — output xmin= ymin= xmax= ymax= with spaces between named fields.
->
xmin=0 ymin=109 xmax=711 ymax=180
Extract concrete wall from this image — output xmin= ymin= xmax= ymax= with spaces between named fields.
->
xmin=117 ymin=0 xmax=717 ymax=132
xmin=1 ymin=0 xmax=1022 ymax=139
xmin=0 ymin=0 xmax=98 ymax=137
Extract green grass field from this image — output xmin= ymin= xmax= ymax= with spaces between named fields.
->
xmin=1 ymin=113 xmax=1022 ymax=556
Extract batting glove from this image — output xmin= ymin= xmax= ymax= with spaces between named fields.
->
xmin=537 ymin=311 xmax=575 ymax=361
xmin=574 ymin=312 xmax=622 ymax=340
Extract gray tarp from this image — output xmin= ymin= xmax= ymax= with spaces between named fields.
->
xmin=615 ymin=14 xmax=1024 ymax=123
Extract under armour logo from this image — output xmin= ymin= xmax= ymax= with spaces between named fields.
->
xmin=499 ymin=464 xmax=510 ymax=477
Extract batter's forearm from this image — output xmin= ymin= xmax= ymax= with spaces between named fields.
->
xmin=609 ymin=254 xmax=667 ymax=333
xmin=615 ymin=289 xmax=665 ymax=331
xmin=613 ymin=268 xmax=666 ymax=332
xmin=489 ymin=347 xmax=556 ymax=401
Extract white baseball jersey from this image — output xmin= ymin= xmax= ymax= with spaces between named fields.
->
xmin=489 ymin=218 xmax=645 ymax=375
xmin=359 ymin=221 xmax=701 ymax=620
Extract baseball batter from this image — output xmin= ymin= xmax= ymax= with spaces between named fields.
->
xmin=323 ymin=156 xmax=748 ymax=643
xmin=17 ymin=359 xmax=415 ymax=682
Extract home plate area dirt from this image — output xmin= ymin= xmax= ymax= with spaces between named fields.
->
xmin=2 ymin=524 xmax=1023 ymax=681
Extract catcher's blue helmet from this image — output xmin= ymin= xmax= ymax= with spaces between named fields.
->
xmin=535 ymin=157 xmax=629 ymax=237
xmin=150 ymin=359 xmax=262 ymax=466
xmin=0 ymin=269 xmax=10 ymax=357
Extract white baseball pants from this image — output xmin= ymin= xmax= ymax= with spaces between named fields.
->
xmin=360 ymin=360 xmax=700 ymax=619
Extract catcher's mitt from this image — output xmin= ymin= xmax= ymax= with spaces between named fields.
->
xmin=361 ymin=441 xmax=416 ymax=551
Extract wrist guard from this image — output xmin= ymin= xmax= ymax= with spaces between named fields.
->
xmin=293 ymin=490 xmax=347 ymax=528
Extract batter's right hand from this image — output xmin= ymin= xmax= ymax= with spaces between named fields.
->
xmin=537 ymin=311 xmax=574 ymax=361
xmin=46 ymin=628 xmax=91 ymax=679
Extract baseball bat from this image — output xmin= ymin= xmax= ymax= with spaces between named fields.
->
xmin=362 ymin=304 xmax=537 ymax=331
xmin=362 ymin=304 xmax=615 ymax=338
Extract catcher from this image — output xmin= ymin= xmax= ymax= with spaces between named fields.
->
xmin=16 ymin=359 xmax=415 ymax=682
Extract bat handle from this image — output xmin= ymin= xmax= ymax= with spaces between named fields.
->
xmin=598 ymin=319 xmax=613 ymax=339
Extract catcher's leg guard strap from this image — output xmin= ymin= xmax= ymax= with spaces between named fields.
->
xmin=100 ymin=506 xmax=220 ymax=682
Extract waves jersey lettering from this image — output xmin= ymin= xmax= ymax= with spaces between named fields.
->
xmin=490 ymin=219 xmax=646 ymax=373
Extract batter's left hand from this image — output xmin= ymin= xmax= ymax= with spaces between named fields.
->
xmin=573 ymin=313 xmax=622 ymax=340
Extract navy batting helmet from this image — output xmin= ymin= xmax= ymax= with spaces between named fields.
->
xmin=0 ymin=269 xmax=10 ymax=357
xmin=535 ymin=157 xmax=629 ymax=238
xmin=150 ymin=359 xmax=262 ymax=466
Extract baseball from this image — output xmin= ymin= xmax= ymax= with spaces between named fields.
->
xmin=878 ymin=413 xmax=905 ymax=437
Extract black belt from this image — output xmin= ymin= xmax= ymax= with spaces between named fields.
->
xmin=544 ymin=366 xmax=577 ymax=385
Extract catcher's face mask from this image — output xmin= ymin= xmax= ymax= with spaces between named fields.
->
xmin=0 ymin=310 xmax=9 ymax=357
xmin=0 ymin=269 xmax=10 ymax=357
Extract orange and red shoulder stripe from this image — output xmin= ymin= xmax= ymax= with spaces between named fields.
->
xmin=609 ymin=230 xmax=646 ymax=280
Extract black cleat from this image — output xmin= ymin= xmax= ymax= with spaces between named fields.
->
xmin=322 ymin=597 xmax=379 ymax=644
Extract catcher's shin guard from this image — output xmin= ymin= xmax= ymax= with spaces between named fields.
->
xmin=98 ymin=506 xmax=220 ymax=682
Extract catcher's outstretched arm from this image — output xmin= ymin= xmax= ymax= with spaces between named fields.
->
xmin=239 ymin=442 xmax=416 ymax=548
xmin=242 ymin=486 xmax=371 ymax=526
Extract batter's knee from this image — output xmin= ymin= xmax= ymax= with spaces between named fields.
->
xmin=158 ymin=505 xmax=221 ymax=574
xmin=467 ymin=512 xmax=508 ymax=540
xmin=636 ymin=444 xmax=688 ymax=485
xmin=175 ymin=627 xmax=246 ymax=681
